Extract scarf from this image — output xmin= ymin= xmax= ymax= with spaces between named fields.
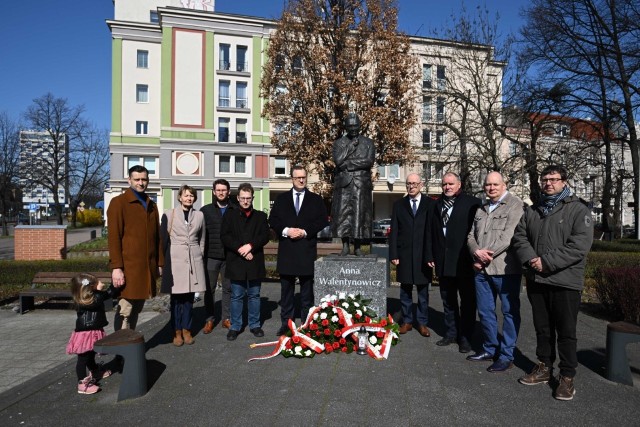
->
xmin=540 ymin=185 xmax=571 ymax=216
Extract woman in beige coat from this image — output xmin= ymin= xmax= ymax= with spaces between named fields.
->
xmin=161 ymin=185 xmax=207 ymax=346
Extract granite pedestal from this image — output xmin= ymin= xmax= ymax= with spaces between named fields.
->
xmin=314 ymin=255 xmax=388 ymax=317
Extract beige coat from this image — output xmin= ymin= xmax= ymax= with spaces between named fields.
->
xmin=467 ymin=191 xmax=525 ymax=276
xmin=160 ymin=208 xmax=207 ymax=294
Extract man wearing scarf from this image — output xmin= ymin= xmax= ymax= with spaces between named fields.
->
xmin=426 ymin=172 xmax=481 ymax=354
xmin=512 ymin=165 xmax=593 ymax=401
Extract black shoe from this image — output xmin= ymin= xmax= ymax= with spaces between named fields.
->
xmin=436 ymin=337 xmax=456 ymax=346
xmin=227 ymin=330 xmax=239 ymax=341
xmin=466 ymin=351 xmax=494 ymax=362
xmin=276 ymin=325 xmax=289 ymax=336
xmin=250 ymin=328 xmax=265 ymax=338
xmin=487 ymin=360 xmax=514 ymax=373
xmin=458 ymin=342 xmax=472 ymax=354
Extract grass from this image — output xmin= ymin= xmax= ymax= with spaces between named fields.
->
xmin=68 ymin=236 xmax=108 ymax=252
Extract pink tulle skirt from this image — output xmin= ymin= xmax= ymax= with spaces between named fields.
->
xmin=66 ymin=329 xmax=106 ymax=355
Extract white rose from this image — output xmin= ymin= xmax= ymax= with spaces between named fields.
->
xmin=330 ymin=294 xmax=337 ymax=301
xmin=295 ymin=345 xmax=302 ymax=353
xmin=369 ymin=335 xmax=377 ymax=345
xmin=348 ymin=293 xmax=355 ymax=299
xmin=304 ymin=350 xmax=312 ymax=357
xmin=313 ymin=313 xmax=319 ymax=320
xmin=356 ymin=309 xmax=362 ymax=317
xmin=339 ymin=292 xmax=346 ymax=300
xmin=320 ymin=312 xmax=328 ymax=320
xmin=354 ymin=302 xmax=360 ymax=307
xmin=331 ymin=315 xmax=339 ymax=323
xmin=321 ymin=302 xmax=328 ymax=309
xmin=342 ymin=302 xmax=349 ymax=309
xmin=332 ymin=308 xmax=338 ymax=313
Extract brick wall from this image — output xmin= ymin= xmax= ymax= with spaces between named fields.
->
xmin=14 ymin=226 xmax=67 ymax=261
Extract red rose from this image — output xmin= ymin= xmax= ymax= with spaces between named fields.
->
xmin=315 ymin=331 xmax=322 ymax=337
xmin=376 ymin=331 xmax=384 ymax=338
xmin=380 ymin=319 xmax=388 ymax=326
xmin=339 ymin=338 xmax=346 ymax=345
xmin=321 ymin=319 xmax=329 ymax=327
xmin=355 ymin=313 xmax=361 ymax=319
xmin=285 ymin=341 xmax=292 ymax=350
xmin=301 ymin=342 xmax=307 ymax=349
xmin=292 ymin=336 xmax=301 ymax=344
xmin=332 ymin=342 xmax=340 ymax=350
xmin=334 ymin=329 xmax=342 ymax=337
xmin=310 ymin=323 xmax=318 ymax=331
xmin=306 ymin=332 xmax=311 ymax=337
xmin=341 ymin=347 xmax=348 ymax=353
xmin=365 ymin=316 xmax=371 ymax=323
xmin=324 ymin=328 xmax=331 ymax=336
xmin=326 ymin=346 xmax=333 ymax=353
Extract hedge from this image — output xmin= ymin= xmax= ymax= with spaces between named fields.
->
xmin=595 ymin=267 xmax=640 ymax=324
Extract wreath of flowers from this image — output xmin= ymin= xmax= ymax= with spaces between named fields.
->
xmin=249 ymin=293 xmax=399 ymax=361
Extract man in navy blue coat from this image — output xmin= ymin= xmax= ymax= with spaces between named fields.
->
xmin=389 ymin=173 xmax=434 ymax=337
xmin=269 ymin=165 xmax=328 ymax=336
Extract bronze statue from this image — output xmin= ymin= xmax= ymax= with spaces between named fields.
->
xmin=331 ymin=113 xmax=375 ymax=256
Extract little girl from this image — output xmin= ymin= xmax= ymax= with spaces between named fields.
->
xmin=66 ymin=273 xmax=116 ymax=395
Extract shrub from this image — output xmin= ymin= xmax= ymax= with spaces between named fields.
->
xmin=595 ymin=267 xmax=640 ymax=324
xmin=591 ymin=239 xmax=640 ymax=253
xmin=77 ymin=209 xmax=104 ymax=227
xmin=584 ymin=252 xmax=640 ymax=279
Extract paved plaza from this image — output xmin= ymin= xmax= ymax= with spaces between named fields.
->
xmin=0 ymin=282 xmax=638 ymax=426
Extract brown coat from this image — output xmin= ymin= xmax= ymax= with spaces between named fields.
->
xmin=107 ymin=188 xmax=163 ymax=300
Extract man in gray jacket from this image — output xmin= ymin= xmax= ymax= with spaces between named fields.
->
xmin=511 ymin=165 xmax=593 ymax=401
xmin=466 ymin=172 xmax=525 ymax=372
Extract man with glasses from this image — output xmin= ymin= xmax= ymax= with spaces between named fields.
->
xmin=201 ymin=179 xmax=236 ymax=333
xmin=425 ymin=172 xmax=481 ymax=353
xmin=221 ymin=183 xmax=270 ymax=341
xmin=389 ymin=173 xmax=434 ymax=337
xmin=512 ymin=165 xmax=593 ymax=400
xmin=269 ymin=165 xmax=328 ymax=336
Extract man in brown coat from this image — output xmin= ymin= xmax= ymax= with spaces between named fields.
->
xmin=108 ymin=165 xmax=163 ymax=330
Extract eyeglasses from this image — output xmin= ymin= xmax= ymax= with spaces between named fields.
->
xmin=541 ymin=178 xmax=563 ymax=184
xmin=406 ymin=182 xmax=421 ymax=188
xmin=292 ymin=176 xmax=307 ymax=181
xmin=238 ymin=197 xmax=253 ymax=201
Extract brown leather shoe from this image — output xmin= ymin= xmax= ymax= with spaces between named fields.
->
xmin=399 ymin=323 xmax=413 ymax=334
xmin=221 ymin=319 xmax=231 ymax=329
xmin=417 ymin=325 xmax=431 ymax=337
xmin=173 ymin=330 xmax=184 ymax=347
xmin=203 ymin=320 xmax=214 ymax=334
xmin=182 ymin=329 xmax=195 ymax=345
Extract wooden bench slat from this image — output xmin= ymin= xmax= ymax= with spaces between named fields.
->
xmin=20 ymin=289 xmax=71 ymax=297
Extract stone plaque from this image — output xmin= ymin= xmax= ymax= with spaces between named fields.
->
xmin=314 ymin=255 xmax=388 ymax=317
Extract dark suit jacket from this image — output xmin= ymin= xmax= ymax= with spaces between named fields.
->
xmin=221 ymin=208 xmax=270 ymax=281
xmin=389 ymin=194 xmax=434 ymax=284
xmin=268 ymin=189 xmax=328 ymax=276
xmin=425 ymin=193 xmax=481 ymax=278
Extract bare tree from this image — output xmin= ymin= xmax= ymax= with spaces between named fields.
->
xmin=519 ymin=0 xmax=640 ymax=236
xmin=260 ymin=0 xmax=419 ymax=195
xmin=0 ymin=112 xmax=22 ymax=236
xmin=23 ymin=93 xmax=87 ymax=225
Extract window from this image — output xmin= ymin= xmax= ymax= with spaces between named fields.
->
xmin=150 ymin=10 xmax=159 ymax=23
xmin=422 ymin=64 xmax=432 ymax=89
xmin=236 ymin=119 xmax=247 ymax=143
xmin=274 ymin=157 xmax=287 ymax=176
xmin=136 ymin=84 xmax=148 ymax=103
xmin=436 ymin=97 xmax=445 ymax=122
xmin=422 ymin=129 xmax=431 ymax=149
xmin=275 ymin=54 xmax=285 ymax=73
xmin=436 ymin=130 xmax=445 ymax=150
xmin=377 ymin=164 xmax=399 ymax=180
xmin=135 ymin=121 xmax=148 ymax=135
xmin=236 ymin=46 xmax=247 ymax=72
xmin=126 ymin=156 xmax=158 ymax=177
xmin=218 ymin=118 xmax=230 ymax=142
xmin=556 ymin=125 xmax=568 ymax=137
xmin=236 ymin=82 xmax=248 ymax=108
xmin=509 ymin=141 xmax=518 ymax=156
xmin=292 ymin=56 xmax=303 ymax=75
xmin=217 ymin=154 xmax=249 ymax=176
xmin=424 ymin=161 xmax=445 ymax=181
xmin=422 ymin=96 xmax=432 ymax=122
xmin=219 ymin=44 xmax=230 ymax=70
xmin=137 ymin=50 xmax=149 ymax=68
xmin=218 ymin=80 xmax=230 ymax=107
xmin=437 ymin=65 xmax=446 ymax=90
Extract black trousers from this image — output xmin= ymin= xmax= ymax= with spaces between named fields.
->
xmin=439 ymin=275 xmax=476 ymax=344
xmin=279 ymin=275 xmax=314 ymax=326
xmin=76 ymin=351 xmax=98 ymax=381
xmin=526 ymin=280 xmax=580 ymax=378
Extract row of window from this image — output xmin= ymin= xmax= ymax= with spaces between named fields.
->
xmin=422 ymin=64 xmax=446 ymax=90
xmin=422 ymin=129 xmax=446 ymax=150
xmin=135 ymin=81 xmax=251 ymax=111
xmin=125 ymin=154 xmax=250 ymax=178
xmin=422 ymin=96 xmax=446 ymax=123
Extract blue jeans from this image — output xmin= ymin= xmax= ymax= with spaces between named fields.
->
xmin=475 ymin=273 xmax=522 ymax=361
xmin=171 ymin=293 xmax=194 ymax=331
xmin=230 ymin=280 xmax=261 ymax=331
xmin=400 ymin=283 xmax=430 ymax=326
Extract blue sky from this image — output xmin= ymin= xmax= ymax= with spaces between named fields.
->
xmin=0 ymin=0 xmax=527 ymax=132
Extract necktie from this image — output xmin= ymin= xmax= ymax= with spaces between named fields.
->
xmin=442 ymin=198 xmax=454 ymax=226
xmin=295 ymin=192 xmax=301 ymax=215
xmin=412 ymin=199 xmax=417 ymax=216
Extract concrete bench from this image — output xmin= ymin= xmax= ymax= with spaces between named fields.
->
xmin=606 ymin=321 xmax=640 ymax=386
xmin=94 ymin=329 xmax=148 ymax=401
xmin=19 ymin=271 xmax=112 ymax=314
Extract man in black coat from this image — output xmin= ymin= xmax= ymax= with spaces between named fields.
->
xmin=426 ymin=172 xmax=481 ymax=353
xmin=221 ymin=183 xmax=270 ymax=341
xmin=389 ymin=173 xmax=434 ymax=338
xmin=200 ymin=178 xmax=236 ymax=333
xmin=269 ymin=165 xmax=328 ymax=336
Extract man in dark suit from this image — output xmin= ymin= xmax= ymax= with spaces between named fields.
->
xmin=426 ymin=172 xmax=481 ymax=353
xmin=389 ymin=173 xmax=434 ymax=337
xmin=269 ymin=165 xmax=328 ymax=336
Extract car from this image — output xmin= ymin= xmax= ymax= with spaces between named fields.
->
xmin=372 ymin=220 xmax=390 ymax=242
